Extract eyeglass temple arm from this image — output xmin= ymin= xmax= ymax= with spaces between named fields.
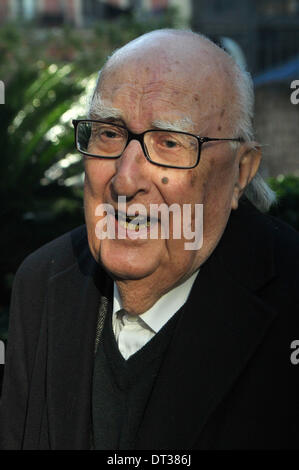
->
xmin=199 ymin=136 xmax=245 ymax=144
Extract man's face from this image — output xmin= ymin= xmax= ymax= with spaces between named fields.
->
xmin=84 ymin=41 xmax=241 ymax=295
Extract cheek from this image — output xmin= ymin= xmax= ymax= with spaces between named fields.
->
xmin=159 ymin=169 xmax=206 ymax=207
xmin=84 ymin=159 xmax=114 ymax=199
xmin=188 ymin=169 xmax=198 ymax=189
xmin=201 ymin=147 xmax=238 ymax=192
xmin=200 ymin=154 xmax=239 ymax=227
xmin=176 ymin=167 xmax=207 ymax=203
xmin=84 ymin=160 xmax=114 ymax=237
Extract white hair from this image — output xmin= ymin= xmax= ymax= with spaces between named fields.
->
xmin=228 ymin=61 xmax=276 ymax=212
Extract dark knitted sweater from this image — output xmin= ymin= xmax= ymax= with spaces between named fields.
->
xmin=92 ymin=302 xmax=182 ymax=450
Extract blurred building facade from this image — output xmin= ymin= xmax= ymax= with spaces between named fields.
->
xmin=192 ymin=0 xmax=299 ymax=73
xmin=189 ymin=0 xmax=299 ymax=177
xmin=254 ymin=83 xmax=299 ymax=178
xmin=0 ymin=0 xmax=190 ymax=27
xmin=1 ymin=1 xmax=297 ymax=73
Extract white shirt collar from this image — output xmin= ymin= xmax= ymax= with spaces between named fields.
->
xmin=113 ymin=269 xmax=199 ymax=334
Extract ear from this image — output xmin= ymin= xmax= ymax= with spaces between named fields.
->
xmin=231 ymin=143 xmax=262 ymax=210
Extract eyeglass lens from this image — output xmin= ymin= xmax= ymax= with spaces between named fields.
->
xmin=76 ymin=121 xmax=199 ymax=168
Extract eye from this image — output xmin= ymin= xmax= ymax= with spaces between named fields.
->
xmin=157 ymin=134 xmax=182 ymax=150
xmin=101 ymin=130 xmax=118 ymax=139
xmin=163 ymin=139 xmax=178 ymax=148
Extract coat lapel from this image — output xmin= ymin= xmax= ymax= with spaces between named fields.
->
xmin=46 ymin=231 xmax=112 ymax=449
xmin=135 ymin=202 xmax=278 ymax=449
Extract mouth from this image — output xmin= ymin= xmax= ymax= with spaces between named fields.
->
xmin=115 ymin=210 xmax=158 ymax=231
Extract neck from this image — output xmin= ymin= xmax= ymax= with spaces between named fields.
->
xmin=115 ymin=281 xmax=161 ymax=316
xmin=115 ymin=270 xmax=195 ymax=315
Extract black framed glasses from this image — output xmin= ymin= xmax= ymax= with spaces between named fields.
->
xmin=72 ymin=119 xmax=244 ymax=170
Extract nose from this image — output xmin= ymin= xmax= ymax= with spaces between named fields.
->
xmin=110 ymin=140 xmax=151 ymax=199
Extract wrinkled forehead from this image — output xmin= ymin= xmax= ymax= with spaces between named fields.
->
xmin=94 ymin=36 xmax=236 ymax=133
xmin=100 ymin=39 xmax=221 ymax=93
xmin=103 ymin=33 xmax=234 ymax=84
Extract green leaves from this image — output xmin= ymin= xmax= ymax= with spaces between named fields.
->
xmin=0 ymin=30 xmax=90 ymax=315
xmin=269 ymin=175 xmax=299 ymax=231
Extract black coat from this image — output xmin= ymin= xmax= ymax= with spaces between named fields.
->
xmin=0 ymin=200 xmax=299 ymax=449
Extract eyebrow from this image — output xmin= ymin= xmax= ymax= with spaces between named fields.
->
xmin=152 ymin=118 xmax=196 ymax=133
xmin=88 ymin=94 xmax=124 ymax=121
xmin=88 ymin=94 xmax=196 ymax=133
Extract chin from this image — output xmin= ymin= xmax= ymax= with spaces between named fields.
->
xmin=98 ymin=238 xmax=162 ymax=281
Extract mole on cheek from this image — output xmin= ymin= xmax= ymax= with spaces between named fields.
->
xmin=161 ymin=177 xmax=169 ymax=184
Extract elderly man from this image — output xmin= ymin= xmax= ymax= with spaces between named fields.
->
xmin=0 ymin=29 xmax=299 ymax=450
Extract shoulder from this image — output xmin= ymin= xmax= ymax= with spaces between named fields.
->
xmin=14 ymin=225 xmax=88 ymax=287
xmin=8 ymin=225 xmax=90 ymax=349
xmin=233 ymin=199 xmax=299 ymax=263
xmin=267 ymin=213 xmax=299 ymax=265
xmin=246 ymin=202 xmax=299 ymax=276
xmin=260 ymin=212 xmax=299 ymax=304
xmin=219 ymin=200 xmax=299 ymax=296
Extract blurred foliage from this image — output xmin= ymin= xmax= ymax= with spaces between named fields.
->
xmin=268 ymin=175 xmax=299 ymax=231
xmin=0 ymin=9 xmax=178 ymax=340
xmin=0 ymin=28 xmax=86 ymax=323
